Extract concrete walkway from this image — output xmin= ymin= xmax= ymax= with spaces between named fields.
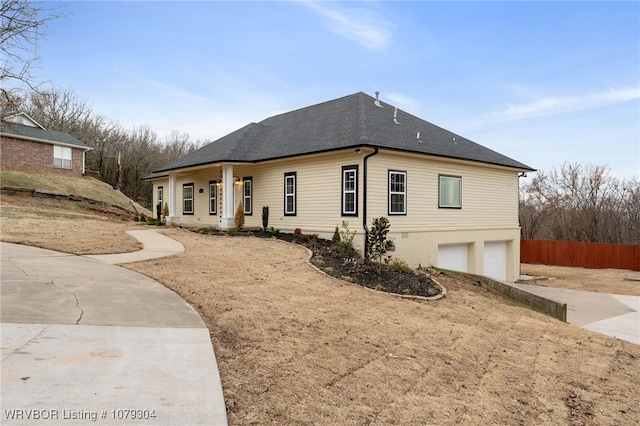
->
xmin=514 ymin=283 xmax=640 ymax=345
xmin=1 ymin=230 xmax=227 ymax=425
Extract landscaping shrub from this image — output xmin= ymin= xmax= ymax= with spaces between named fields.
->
xmin=367 ymin=216 xmax=392 ymax=264
xmin=266 ymin=226 xmax=280 ymax=237
xmin=162 ymin=202 xmax=169 ymax=222
xmin=262 ymin=206 xmax=269 ymax=230
xmin=332 ymin=225 xmax=341 ymax=244
xmin=234 ymin=202 xmax=245 ymax=231
xmin=391 ymin=259 xmax=411 ymax=273
xmin=333 ymin=221 xmax=358 ymax=258
xmin=301 ymin=233 xmax=319 ymax=242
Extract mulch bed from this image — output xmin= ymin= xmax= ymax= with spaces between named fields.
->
xmin=299 ymin=237 xmax=441 ymax=298
xmin=191 ymin=227 xmax=442 ymax=298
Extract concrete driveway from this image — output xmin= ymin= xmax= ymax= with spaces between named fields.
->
xmin=1 ymin=232 xmax=227 ymax=425
xmin=514 ymin=283 xmax=640 ymax=345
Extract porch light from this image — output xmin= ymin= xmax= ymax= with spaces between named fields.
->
xmin=235 ymin=177 xmax=242 ymax=185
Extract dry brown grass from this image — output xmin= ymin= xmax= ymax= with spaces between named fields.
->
xmin=0 ymin=193 xmax=141 ymax=254
xmin=2 ymin=195 xmax=639 ymax=425
xmin=521 ymin=264 xmax=640 ymax=296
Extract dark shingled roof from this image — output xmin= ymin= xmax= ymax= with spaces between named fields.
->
xmin=1 ymin=121 xmax=91 ymax=149
xmin=154 ymin=92 xmax=534 ymax=173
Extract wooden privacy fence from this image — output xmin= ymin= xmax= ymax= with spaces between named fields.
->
xmin=521 ymin=239 xmax=640 ymax=271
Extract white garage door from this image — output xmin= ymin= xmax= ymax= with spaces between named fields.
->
xmin=484 ymin=241 xmax=507 ymax=281
xmin=437 ymin=244 xmax=468 ymax=273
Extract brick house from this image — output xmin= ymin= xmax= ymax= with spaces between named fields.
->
xmin=1 ymin=112 xmax=91 ymax=176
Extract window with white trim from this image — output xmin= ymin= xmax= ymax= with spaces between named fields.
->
xmin=243 ymin=177 xmax=252 ymax=215
xmin=53 ymin=145 xmax=72 ymax=169
xmin=183 ymin=183 xmax=194 ymax=215
xmin=439 ymin=175 xmax=462 ymax=208
xmin=389 ymin=170 xmax=407 ymax=215
xmin=284 ymin=172 xmax=296 ymax=216
xmin=209 ymin=181 xmax=217 ymax=215
xmin=342 ymin=165 xmax=358 ymax=216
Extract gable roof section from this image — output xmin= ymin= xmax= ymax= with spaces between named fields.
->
xmin=154 ymin=92 xmax=534 ymax=173
xmin=1 ymin=119 xmax=91 ymax=150
xmin=1 ymin=111 xmax=45 ymax=128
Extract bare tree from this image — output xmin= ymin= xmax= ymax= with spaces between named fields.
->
xmin=8 ymin=86 xmax=204 ymax=208
xmin=1 ymin=0 xmax=66 ymax=98
xmin=24 ymin=88 xmax=93 ymax=133
xmin=520 ymin=162 xmax=639 ymax=244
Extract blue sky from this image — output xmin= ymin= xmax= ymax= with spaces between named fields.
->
xmin=31 ymin=1 xmax=639 ymax=179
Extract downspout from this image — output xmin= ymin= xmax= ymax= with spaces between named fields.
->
xmin=362 ymin=147 xmax=379 ymax=258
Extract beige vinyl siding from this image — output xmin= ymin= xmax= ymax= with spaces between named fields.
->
xmin=366 ymin=151 xmax=519 ymax=231
xmin=365 ymin=151 xmax=521 ymax=281
xmin=152 ymin=178 xmax=169 ymax=219
xmin=156 ymin=149 xmax=364 ymax=232
xmin=238 ymin=151 xmax=362 ymax=234
xmin=169 ymin=168 xmax=221 ymax=225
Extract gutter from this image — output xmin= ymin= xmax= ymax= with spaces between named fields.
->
xmin=362 ymin=147 xmax=379 ymax=257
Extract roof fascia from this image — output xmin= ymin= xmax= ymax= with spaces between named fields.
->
xmin=157 ymin=161 xmax=251 ymax=175
xmin=0 ymin=132 xmax=92 ymax=151
xmin=252 ymin=144 xmax=535 ymax=172
xmin=374 ymin=146 xmax=536 ymax=173
xmin=155 ymin=144 xmax=534 ymax=174
xmin=2 ymin=112 xmax=46 ymax=129
xmin=142 ymin=174 xmax=169 ymax=181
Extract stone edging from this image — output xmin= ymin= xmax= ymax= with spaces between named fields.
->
xmin=301 ymin=245 xmax=447 ymax=301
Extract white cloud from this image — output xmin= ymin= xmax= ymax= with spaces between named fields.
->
xmin=488 ymin=86 xmax=640 ymax=122
xmin=302 ymin=1 xmax=394 ymax=52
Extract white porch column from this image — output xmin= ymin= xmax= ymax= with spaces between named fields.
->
xmin=219 ymin=164 xmax=235 ymax=229
xmin=168 ymin=173 xmax=178 ymax=224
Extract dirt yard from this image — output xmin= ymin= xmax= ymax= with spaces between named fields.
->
xmin=521 ymin=264 xmax=640 ymax=296
xmin=2 ymin=194 xmax=639 ymax=425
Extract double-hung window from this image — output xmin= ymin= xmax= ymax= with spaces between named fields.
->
xmin=243 ymin=177 xmax=252 ymax=215
xmin=209 ymin=181 xmax=217 ymax=215
xmin=183 ymin=183 xmax=194 ymax=215
xmin=439 ymin=175 xmax=462 ymax=208
xmin=284 ymin=172 xmax=296 ymax=216
xmin=342 ymin=165 xmax=358 ymax=216
xmin=388 ymin=170 xmax=407 ymax=215
xmin=53 ymin=145 xmax=72 ymax=169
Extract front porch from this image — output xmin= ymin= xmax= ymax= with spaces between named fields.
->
xmin=162 ymin=163 xmax=248 ymax=230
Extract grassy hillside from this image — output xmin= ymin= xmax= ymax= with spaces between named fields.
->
xmin=0 ymin=171 xmax=150 ymax=215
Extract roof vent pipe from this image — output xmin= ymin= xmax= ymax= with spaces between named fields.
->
xmin=374 ymin=91 xmax=383 ymax=108
xmin=393 ymin=107 xmax=400 ymax=124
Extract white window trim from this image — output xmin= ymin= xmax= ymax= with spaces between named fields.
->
xmin=388 ymin=170 xmax=407 ymax=215
xmin=439 ymin=175 xmax=462 ymax=208
xmin=53 ymin=145 xmax=72 ymax=169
